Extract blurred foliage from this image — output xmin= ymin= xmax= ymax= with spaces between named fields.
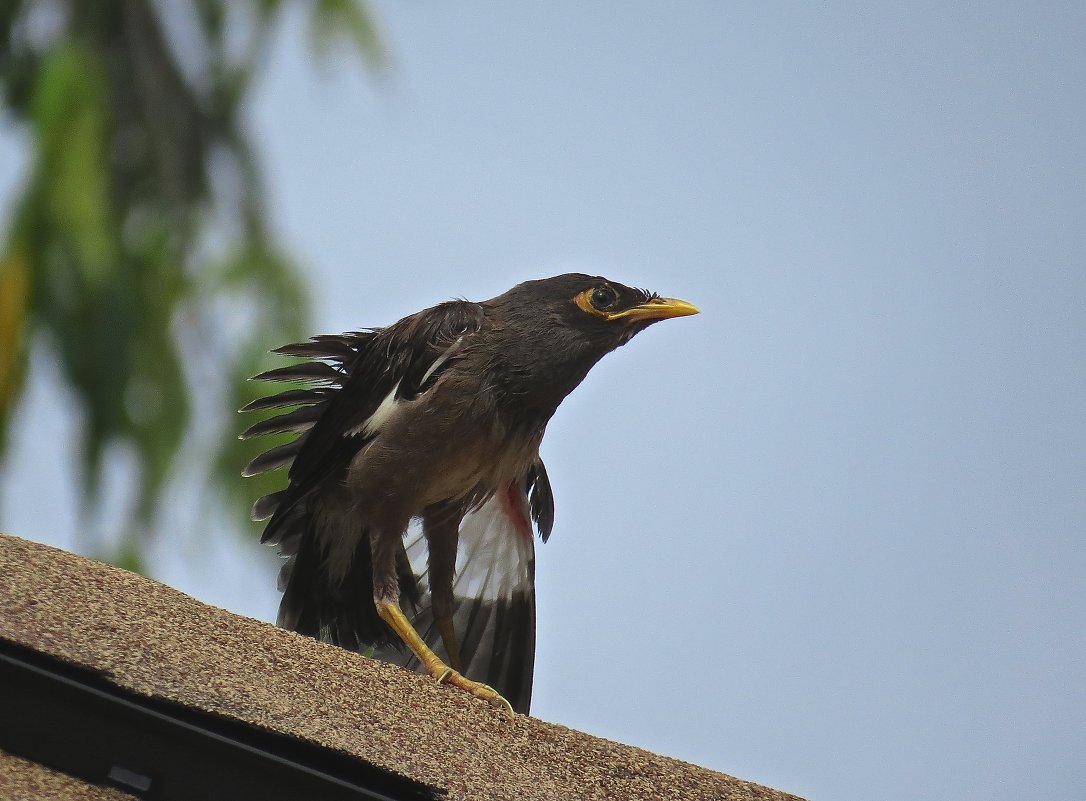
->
xmin=0 ymin=0 xmax=382 ymax=570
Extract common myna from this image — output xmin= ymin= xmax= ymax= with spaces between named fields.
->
xmin=242 ymin=274 xmax=697 ymax=713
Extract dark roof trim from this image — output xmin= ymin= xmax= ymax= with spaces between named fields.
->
xmin=0 ymin=638 xmax=442 ymax=801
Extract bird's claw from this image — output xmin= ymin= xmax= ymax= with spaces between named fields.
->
xmin=433 ymin=666 xmax=514 ymax=713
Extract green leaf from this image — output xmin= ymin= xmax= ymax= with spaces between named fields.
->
xmin=0 ymin=0 xmax=376 ymax=573
xmin=32 ymin=44 xmax=115 ymax=284
xmin=309 ymin=0 xmax=386 ymax=68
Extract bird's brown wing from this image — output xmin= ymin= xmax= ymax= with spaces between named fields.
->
xmin=241 ymin=300 xmax=485 ymax=645
xmin=243 ymin=300 xmax=485 ymax=541
xmin=375 ymin=459 xmax=554 ymax=713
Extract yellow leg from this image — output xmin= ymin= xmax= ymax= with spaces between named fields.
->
xmin=437 ymin=616 xmax=463 ymax=674
xmin=376 ymin=601 xmax=513 ymax=713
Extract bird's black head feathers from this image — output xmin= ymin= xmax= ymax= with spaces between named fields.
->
xmin=492 ymin=273 xmax=696 ymax=337
xmin=482 ymin=274 xmax=698 ymax=422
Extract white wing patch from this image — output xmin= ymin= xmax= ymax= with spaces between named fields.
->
xmin=347 ymin=337 xmax=465 ymax=439
xmin=349 ymin=380 xmax=401 ymax=437
xmin=401 ymin=492 xmax=534 ymax=606
xmin=453 ymin=492 xmax=534 ymax=601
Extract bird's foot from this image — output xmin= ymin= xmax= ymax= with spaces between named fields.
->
xmin=434 ymin=667 xmax=514 ymax=713
xmin=375 ymin=600 xmax=513 ymax=713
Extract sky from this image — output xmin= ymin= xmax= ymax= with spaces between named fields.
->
xmin=3 ymin=3 xmax=1085 ymax=800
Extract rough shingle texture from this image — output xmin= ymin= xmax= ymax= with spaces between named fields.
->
xmin=0 ymin=533 xmax=804 ymax=801
xmin=0 ymin=750 xmax=136 ymax=801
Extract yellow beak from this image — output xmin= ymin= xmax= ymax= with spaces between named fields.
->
xmin=608 ymin=296 xmax=700 ymax=323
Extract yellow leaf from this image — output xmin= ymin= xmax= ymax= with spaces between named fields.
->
xmin=0 ymin=247 xmax=29 ymax=416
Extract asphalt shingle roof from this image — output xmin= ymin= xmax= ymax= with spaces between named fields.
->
xmin=0 ymin=750 xmax=137 ymax=801
xmin=0 ymin=533 xmax=804 ymax=801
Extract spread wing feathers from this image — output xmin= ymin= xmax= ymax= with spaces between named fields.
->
xmin=238 ymin=405 xmax=325 ymax=441
xmin=240 ymin=387 xmax=335 ymax=413
xmin=242 ymin=300 xmax=485 ymax=545
xmin=374 ymin=471 xmax=551 ymax=714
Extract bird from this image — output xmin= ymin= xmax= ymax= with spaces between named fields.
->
xmin=241 ymin=274 xmax=697 ymax=714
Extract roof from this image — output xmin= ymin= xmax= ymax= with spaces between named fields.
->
xmin=1 ymin=750 xmax=135 ymax=801
xmin=0 ymin=532 xmax=804 ymax=801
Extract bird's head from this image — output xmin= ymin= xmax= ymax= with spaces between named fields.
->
xmin=497 ymin=272 xmax=698 ymax=345
xmin=486 ymin=273 xmax=698 ymax=418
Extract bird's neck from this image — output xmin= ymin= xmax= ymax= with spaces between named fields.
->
xmin=488 ymin=341 xmax=604 ymax=432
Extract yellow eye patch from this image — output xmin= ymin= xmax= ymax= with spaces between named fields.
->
xmin=575 ymin=288 xmax=700 ymax=323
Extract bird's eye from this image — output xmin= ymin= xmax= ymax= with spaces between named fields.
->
xmin=590 ymin=286 xmax=618 ymax=310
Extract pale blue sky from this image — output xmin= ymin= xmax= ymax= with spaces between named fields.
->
xmin=3 ymin=3 xmax=1084 ymax=799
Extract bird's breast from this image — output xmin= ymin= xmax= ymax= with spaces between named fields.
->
xmin=346 ymin=378 xmax=543 ymax=517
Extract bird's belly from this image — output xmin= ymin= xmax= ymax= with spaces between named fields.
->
xmin=414 ymin=428 xmax=538 ymax=510
xmin=348 ymin=400 xmax=540 ymax=520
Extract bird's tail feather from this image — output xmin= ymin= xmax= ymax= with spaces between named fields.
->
xmin=275 ymin=517 xmax=420 ymax=651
